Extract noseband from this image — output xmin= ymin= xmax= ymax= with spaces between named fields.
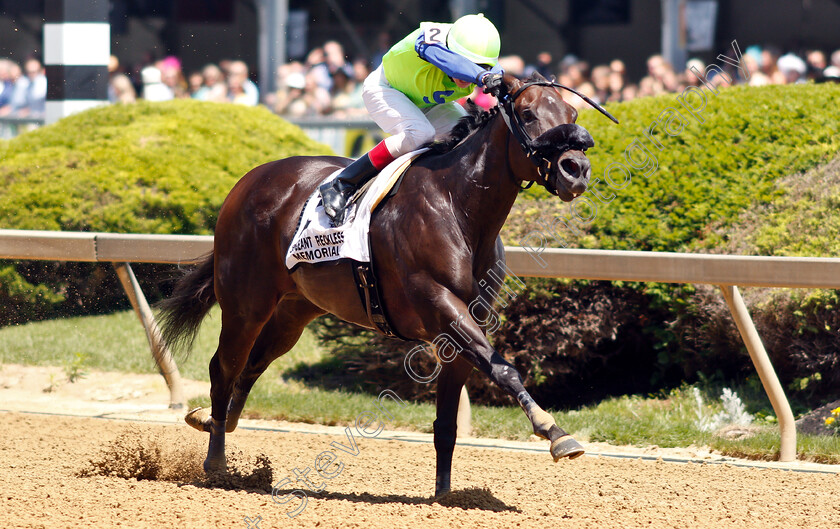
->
xmin=496 ymin=80 xmax=619 ymax=190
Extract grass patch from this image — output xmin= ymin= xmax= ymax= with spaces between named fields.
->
xmin=0 ymin=307 xmax=322 ymax=381
xmin=191 ymin=379 xmax=839 ymax=464
xmin=712 ymin=430 xmax=840 ymax=464
xmin=196 ymin=383 xmax=439 ymax=432
xmin=3 ymin=311 xmax=838 ymax=463
xmin=555 ymin=391 xmax=711 ymax=447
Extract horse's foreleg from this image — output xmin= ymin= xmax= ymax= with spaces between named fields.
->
xmin=480 ymin=254 xmax=584 ymax=461
xmin=483 ymin=349 xmax=584 ymax=461
xmin=418 ymin=290 xmax=584 ymax=477
xmin=433 ymin=357 xmax=474 ymax=497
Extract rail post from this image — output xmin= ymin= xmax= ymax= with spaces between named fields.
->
xmin=114 ymin=262 xmax=185 ymax=409
xmin=457 ymin=386 xmax=472 ymax=437
xmin=719 ymin=285 xmax=796 ymax=461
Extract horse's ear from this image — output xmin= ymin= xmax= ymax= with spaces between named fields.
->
xmin=532 ymin=71 xmax=548 ymax=82
xmin=503 ymin=73 xmax=523 ymax=95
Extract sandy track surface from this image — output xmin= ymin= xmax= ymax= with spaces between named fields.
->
xmin=1 ymin=365 xmax=838 ymax=528
xmin=1 ymin=409 xmax=839 ymax=529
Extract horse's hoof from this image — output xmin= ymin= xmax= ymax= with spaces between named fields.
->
xmin=550 ymin=435 xmax=585 ymax=462
xmin=185 ymin=407 xmax=212 ymax=433
xmin=203 ymin=455 xmax=226 ymax=473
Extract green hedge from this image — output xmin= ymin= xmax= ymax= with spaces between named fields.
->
xmin=718 ymin=154 xmax=840 ymax=257
xmin=0 ymin=100 xmax=330 ymax=233
xmin=515 ymin=82 xmax=840 ymax=253
xmin=504 ymin=83 xmax=840 ymax=405
xmin=0 ymin=100 xmax=332 ymax=323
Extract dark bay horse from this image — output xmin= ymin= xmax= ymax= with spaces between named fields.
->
xmin=158 ymin=73 xmax=617 ymax=496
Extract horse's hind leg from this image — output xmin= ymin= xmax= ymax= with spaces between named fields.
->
xmin=201 ymin=306 xmax=276 ymax=471
xmin=224 ymin=297 xmax=325 ymax=432
xmin=187 ymin=250 xmax=283 ymax=471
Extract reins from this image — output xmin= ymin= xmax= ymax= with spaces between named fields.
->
xmin=495 ymin=80 xmax=619 ymax=191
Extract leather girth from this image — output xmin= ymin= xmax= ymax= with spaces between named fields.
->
xmin=351 ymin=259 xmax=408 ymax=340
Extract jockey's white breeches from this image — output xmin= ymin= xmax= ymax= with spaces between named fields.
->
xmin=362 ymin=64 xmax=468 ymax=158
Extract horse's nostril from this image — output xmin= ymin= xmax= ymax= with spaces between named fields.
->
xmin=561 ymin=158 xmax=580 ymax=178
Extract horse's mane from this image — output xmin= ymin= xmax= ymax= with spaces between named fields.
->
xmin=425 ymin=99 xmax=500 ymax=155
xmin=425 ymin=73 xmax=556 ymax=155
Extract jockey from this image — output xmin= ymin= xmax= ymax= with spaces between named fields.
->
xmin=320 ymin=13 xmax=505 ymax=224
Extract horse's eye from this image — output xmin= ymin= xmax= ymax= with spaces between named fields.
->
xmin=522 ymin=109 xmax=535 ymax=121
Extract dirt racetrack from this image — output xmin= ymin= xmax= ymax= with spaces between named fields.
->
xmin=1 ymin=410 xmax=839 ymax=529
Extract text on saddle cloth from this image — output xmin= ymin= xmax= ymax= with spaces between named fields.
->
xmin=285 ymin=148 xmax=427 ymax=270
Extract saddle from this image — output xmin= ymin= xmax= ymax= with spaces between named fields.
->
xmin=285 ymin=149 xmax=427 ymax=339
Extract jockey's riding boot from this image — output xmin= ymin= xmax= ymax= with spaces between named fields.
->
xmin=319 ymin=154 xmax=379 ymax=224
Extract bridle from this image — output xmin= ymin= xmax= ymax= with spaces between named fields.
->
xmin=496 ymin=80 xmax=619 ymax=190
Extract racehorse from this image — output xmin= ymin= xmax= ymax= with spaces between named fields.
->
xmin=158 ymin=72 xmax=618 ymax=496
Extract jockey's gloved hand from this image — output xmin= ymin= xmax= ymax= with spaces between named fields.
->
xmin=481 ymin=72 xmax=504 ymax=96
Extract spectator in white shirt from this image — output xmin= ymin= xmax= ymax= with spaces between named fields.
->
xmin=227 ymin=61 xmax=258 ymax=106
xmin=141 ymin=66 xmax=174 ymax=101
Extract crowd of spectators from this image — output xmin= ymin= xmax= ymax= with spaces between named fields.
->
xmin=1 ymin=42 xmax=838 ymax=121
xmin=530 ymin=45 xmax=840 ymax=111
xmin=113 ymin=42 xmax=840 ymax=117
xmin=0 ymin=56 xmax=46 ymax=118
xmin=263 ymin=42 xmax=840 ymax=116
xmin=108 ymin=55 xmax=260 ymax=106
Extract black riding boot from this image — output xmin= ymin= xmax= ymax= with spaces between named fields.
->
xmin=319 ymin=154 xmax=379 ymax=224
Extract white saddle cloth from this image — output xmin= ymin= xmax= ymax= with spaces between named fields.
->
xmin=285 ymin=149 xmax=426 ymax=270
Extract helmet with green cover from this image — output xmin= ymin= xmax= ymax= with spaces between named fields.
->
xmin=446 ymin=13 xmax=501 ymax=67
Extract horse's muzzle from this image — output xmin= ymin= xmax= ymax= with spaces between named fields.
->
xmin=559 ymin=152 xmax=591 ymax=192
xmin=531 ymin=124 xmax=593 ymax=200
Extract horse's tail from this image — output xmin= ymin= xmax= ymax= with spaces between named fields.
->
xmin=157 ymin=252 xmax=217 ymax=355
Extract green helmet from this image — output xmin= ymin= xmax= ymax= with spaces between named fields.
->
xmin=447 ymin=13 xmax=501 ymax=66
